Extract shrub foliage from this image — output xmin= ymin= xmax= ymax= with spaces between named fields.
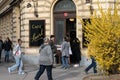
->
xmin=82 ymin=4 xmax=120 ymax=74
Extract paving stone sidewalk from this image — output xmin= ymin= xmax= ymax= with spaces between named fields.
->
xmin=0 ymin=62 xmax=89 ymax=80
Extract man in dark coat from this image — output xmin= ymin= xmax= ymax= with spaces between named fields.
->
xmin=49 ymin=35 xmax=57 ymax=68
xmin=0 ymin=36 xmax=4 ymax=62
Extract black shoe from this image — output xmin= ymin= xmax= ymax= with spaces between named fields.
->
xmin=84 ymin=70 xmax=88 ymax=74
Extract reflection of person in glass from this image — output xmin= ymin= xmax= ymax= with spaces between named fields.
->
xmin=70 ymin=37 xmax=81 ymax=67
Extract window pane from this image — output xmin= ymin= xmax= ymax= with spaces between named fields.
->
xmin=55 ymin=19 xmax=65 ymax=45
xmin=86 ymin=0 xmax=90 ymax=3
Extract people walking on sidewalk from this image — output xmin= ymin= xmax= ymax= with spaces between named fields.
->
xmin=35 ymin=38 xmax=53 ymax=80
xmin=49 ymin=35 xmax=57 ymax=68
xmin=0 ymin=36 xmax=4 ymax=63
xmin=61 ymin=37 xmax=70 ymax=69
xmin=8 ymin=39 xmax=25 ymax=75
xmin=84 ymin=55 xmax=97 ymax=74
xmin=4 ymin=37 xmax=12 ymax=63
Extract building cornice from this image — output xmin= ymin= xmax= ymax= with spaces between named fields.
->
xmin=0 ymin=0 xmax=20 ymax=17
xmin=0 ymin=0 xmax=5 ymax=7
xmin=0 ymin=0 xmax=12 ymax=9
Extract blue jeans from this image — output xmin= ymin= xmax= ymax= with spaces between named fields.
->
xmin=85 ymin=58 xmax=97 ymax=73
xmin=4 ymin=51 xmax=10 ymax=62
xmin=62 ymin=56 xmax=69 ymax=68
xmin=9 ymin=56 xmax=23 ymax=73
xmin=35 ymin=65 xmax=53 ymax=80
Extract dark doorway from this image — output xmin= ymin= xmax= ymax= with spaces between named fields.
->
xmin=66 ymin=18 xmax=76 ymax=39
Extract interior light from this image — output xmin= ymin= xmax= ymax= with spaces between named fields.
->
xmin=69 ymin=18 xmax=74 ymax=21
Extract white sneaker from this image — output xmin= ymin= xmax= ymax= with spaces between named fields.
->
xmin=18 ymin=72 xmax=25 ymax=75
xmin=8 ymin=68 xmax=11 ymax=73
xmin=73 ymin=64 xmax=79 ymax=67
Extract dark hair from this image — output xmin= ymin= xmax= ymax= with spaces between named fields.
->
xmin=18 ymin=39 xmax=22 ymax=42
xmin=50 ymin=35 xmax=55 ymax=38
xmin=7 ymin=37 xmax=10 ymax=41
xmin=64 ymin=37 xmax=68 ymax=42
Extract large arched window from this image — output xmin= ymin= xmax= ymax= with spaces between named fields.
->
xmin=54 ymin=0 xmax=76 ymax=12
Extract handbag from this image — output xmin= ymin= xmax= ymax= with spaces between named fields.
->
xmin=13 ymin=46 xmax=20 ymax=56
xmin=69 ymin=46 xmax=72 ymax=55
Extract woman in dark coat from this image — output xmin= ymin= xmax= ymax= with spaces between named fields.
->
xmin=0 ymin=36 xmax=4 ymax=62
xmin=70 ymin=37 xmax=81 ymax=64
xmin=4 ymin=37 xmax=12 ymax=62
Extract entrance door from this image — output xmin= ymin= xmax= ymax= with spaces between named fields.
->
xmin=53 ymin=0 xmax=77 ymax=64
xmin=54 ymin=19 xmax=65 ymax=45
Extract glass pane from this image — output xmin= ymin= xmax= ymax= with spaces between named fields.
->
xmin=55 ymin=19 xmax=65 ymax=45
xmin=86 ymin=0 xmax=90 ymax=3
xmin=54 ymin=0 xmax=76 ymax=12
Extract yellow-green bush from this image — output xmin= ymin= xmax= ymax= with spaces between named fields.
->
xmin=82 ymin=5 xmax=120 ymax=74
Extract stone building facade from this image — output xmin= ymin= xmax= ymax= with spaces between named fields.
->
xmin=0 ymin=0 xmax=118 ymax=64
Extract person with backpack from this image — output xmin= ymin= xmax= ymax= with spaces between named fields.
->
xmin=8 ymin=39 xmax=25 ymax=75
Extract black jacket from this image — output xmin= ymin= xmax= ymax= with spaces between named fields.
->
xmin=0 ymin=40 xmax=3 ymax=50
xmin=4 ymin=41 xmax=12 ymax=51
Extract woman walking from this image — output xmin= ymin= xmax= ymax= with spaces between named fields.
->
xmin=35 ymin=38 xmax=53 ymax=80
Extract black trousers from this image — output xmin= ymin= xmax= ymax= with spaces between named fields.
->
xmin=35 ymin=65 xmax=53 ymax=80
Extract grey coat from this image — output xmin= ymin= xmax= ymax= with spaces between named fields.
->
xmin=39 ymin=44 xmax=53 ymax=65
xmin=61 ymin=41 xmax=70 ymax=57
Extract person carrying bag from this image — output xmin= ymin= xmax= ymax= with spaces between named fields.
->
xmin=8 ymin=39 xmax=25 ymax=75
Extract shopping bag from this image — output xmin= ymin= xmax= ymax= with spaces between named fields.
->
xmin=69 ymin=47 xmax=72 ymax=55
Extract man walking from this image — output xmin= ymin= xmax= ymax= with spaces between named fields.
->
xmin=84 ymin=55 xmax=97 ymax=74
xmin=8 ymin=39 xmax=25 ymax=75
xmin=49 ymin=35 xmax=57 ymax=68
